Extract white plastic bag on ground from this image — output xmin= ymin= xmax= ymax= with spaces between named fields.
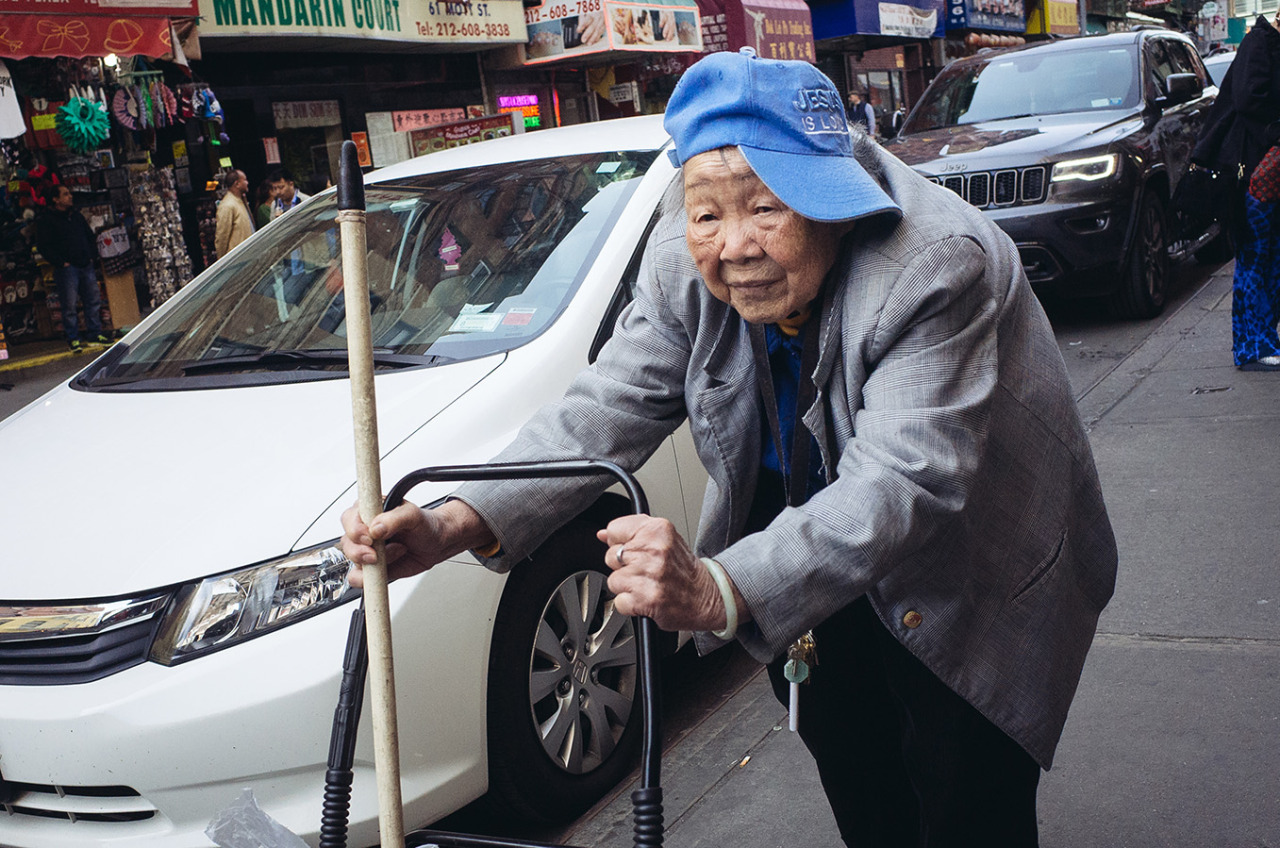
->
xmin=205 ymin=788 xmax=308 ymax=848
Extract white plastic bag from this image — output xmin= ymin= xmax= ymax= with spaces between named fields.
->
xmin=204 ymin=788 xmax=308 ymax=848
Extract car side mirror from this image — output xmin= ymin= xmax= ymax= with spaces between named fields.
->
xmin=1160 ymin=73 xmax=1203 ymax=106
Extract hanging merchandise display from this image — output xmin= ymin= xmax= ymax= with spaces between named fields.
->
xmin=55 ymin=96 xmax=111 ymax=152
xmin=128 ymin=165 xmax=193 ymax=306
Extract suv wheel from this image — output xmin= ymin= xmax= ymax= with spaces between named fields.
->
xmin=1112 ymin=191 xmax=1169 ymax=319
xmin=484 ymin=520 xmax=642 ymax=823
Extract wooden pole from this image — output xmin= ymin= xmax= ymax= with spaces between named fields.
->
xmin=336 ymin=139 xmax=405 ymax=848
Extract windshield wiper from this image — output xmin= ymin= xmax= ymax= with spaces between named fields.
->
xmin=181 ymin=348 xmax=443 ymax=375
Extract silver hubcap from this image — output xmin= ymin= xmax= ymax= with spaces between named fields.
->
xmin=528 ymin=570 xmax=637 ymax=774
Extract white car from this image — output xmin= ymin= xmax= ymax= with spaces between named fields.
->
xmin=1203 ymin=50 xmax=1234 ymax=87
xmin=0 ymin=115 xmax=706 ymax=847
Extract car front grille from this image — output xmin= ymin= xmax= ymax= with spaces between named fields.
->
xmin=1 ymin=781 xmax=158 ymax=823
xmin=0 ymin=595 xmax=168 ymax=685
xmin=928 ymin=165 xmax=1048 ymax=208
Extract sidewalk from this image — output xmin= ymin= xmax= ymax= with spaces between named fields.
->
xmin=561 ymin=261 xmax=1280 ymax=848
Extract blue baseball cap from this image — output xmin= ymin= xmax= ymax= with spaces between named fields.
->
xmin=664 ymin=48 xmax=901 ymax=223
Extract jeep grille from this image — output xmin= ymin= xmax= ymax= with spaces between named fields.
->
xmin=928 ymin=165 xmax=1048 ymax=208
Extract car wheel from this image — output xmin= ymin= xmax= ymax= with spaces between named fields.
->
xmin=1112 ymin=191 xmax=1169 ymax=320
xmin=485 ymin=520 xmax=642 ymax=824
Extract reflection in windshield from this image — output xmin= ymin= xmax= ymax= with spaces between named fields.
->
xmin=91 ymin=152 xmax=656 ymax=386
xmin=904 ymin=45 xmax=1140 ymax=132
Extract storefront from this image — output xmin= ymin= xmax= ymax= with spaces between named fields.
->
xmin=941 ymin=0 xmax=1028 ymax=62
xmin=804 ymin=0 xmax=944 ymax=131
xmin=0 ymin=0 xmax=213 ymax=363
xmin=194 ymin=0 xmax=528 ymax=178
xmin=477 ymin=0 xmax=707 ymax=129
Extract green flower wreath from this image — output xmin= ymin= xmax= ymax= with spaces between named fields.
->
xmin=56 ymin=97 xmax=111 ymax=153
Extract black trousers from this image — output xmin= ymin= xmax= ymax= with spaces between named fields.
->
xmin=766 ymin=597 xmax=1042 ymax=848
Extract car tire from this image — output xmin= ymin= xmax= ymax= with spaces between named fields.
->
xmin=484 ymin=520 xmax=642 ymax=824
xmin=1111 ymin=191 xmax=1169 ymax=320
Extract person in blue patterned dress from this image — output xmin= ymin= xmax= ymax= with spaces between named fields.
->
xmin=1234 ymin=143 xmax=1280 ymax=370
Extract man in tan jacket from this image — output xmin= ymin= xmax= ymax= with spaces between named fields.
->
xmin=214 ymin=170 xmax=253 ymax=258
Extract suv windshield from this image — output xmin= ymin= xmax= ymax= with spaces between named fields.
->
xmin=83 ymin=151 xmax=657 ymax=389
xmin=903 ymin=44 xmax=1140 ymax=132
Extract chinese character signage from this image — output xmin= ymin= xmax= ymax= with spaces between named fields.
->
xmin=946 ymin=0 xmax=1024 ymax=31
xmin=697 ymin=0 xmax=813 ymax=62
xmin=521 ymin=0 xmax=701 ymax=64
xmin=272 ymin=100 xmax=342 ymax=129
xmin=199 ymin=0 xmax=527 ymax=45
xmin=392 ymin=108 xmax=468 ymax=131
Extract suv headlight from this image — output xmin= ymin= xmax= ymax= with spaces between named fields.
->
xmin=149 ymin=543 xmax=359 ymax=664
xmin=1051 ymin=153 xmax=1119 ymax=182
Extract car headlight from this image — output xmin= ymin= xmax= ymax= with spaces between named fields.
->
xmin=1051 ymin=153 xmax=1119 ymax=182
xmin=149 ymin=543 xmax=359 ymax=664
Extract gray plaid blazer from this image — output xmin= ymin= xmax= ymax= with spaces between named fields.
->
xmin=457 ymin=141 xmax=1118 ymax=769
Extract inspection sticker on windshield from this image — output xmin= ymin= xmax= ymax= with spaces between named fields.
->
xmin=449 ymin=313 xmax=503 ymax=333
xmin=502 ymin=308 xmax=537 ymax=326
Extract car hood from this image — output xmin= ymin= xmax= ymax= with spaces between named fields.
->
xmin=886 ymin=111 xmax=1140 ymax=170
xmin=0 ymin=357 xmax=501 ymax=600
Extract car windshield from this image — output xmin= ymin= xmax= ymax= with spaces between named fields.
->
xmin=82 ymin=151 xmax=657 ymax=389
xmin=903 ymin=44 xmax=1141 ymax=133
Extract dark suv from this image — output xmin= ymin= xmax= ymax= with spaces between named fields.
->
xmin=885 ymin=30 xmax=1217 ymax=319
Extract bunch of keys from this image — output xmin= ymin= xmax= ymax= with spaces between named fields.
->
xmin=783 ymin=631 xmax=817 ymax=732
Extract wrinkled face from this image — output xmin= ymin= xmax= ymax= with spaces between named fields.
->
xmin=683 ymin=148 xmax=851 ymax=324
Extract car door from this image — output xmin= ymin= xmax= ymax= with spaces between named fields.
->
xmin=1145 ymin=36 xmax=1209 ymax=197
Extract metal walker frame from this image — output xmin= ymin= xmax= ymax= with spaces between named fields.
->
xmin=320 ymin=460 xmax=665 ymax=848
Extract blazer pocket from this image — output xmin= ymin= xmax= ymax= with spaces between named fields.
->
xmin=1009 ymin=531 xmax=1066 ymax=603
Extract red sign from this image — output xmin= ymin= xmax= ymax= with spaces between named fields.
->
xmin=697 ymin=0 xmax=812 ymax=61
xmin=0 ymin=13 xmax=174 ymax=58
xmin=351 ymin=131 xmax=372 ymax=167
xmin=0 ymin=0 xmax=196 ymax=16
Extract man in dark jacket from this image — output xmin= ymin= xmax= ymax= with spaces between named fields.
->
xmin=35 ymin=185 xmax=111 ymax=352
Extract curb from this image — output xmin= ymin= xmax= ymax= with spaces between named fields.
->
xmin=0 ymin=343 xmax=113 ymax=374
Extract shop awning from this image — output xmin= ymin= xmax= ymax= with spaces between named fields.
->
xmin=0 ymin=14 xmax=179 ymax=59
xmin=807 ymin=0 xmax=944 ymax=41
xmin=516 ymin=0 xmax=703 ymax=66
xmin=0 ymin=0 xmax=196 ymax=59
xmin=698 ymin=0 xmax=814 ymax=62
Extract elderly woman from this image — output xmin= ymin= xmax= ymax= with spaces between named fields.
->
xmin=342 ymin=49 xmax=1117 ymax=847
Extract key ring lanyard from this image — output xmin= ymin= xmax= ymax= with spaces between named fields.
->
xmin=748 ymin=313 xmax=822 ymax=509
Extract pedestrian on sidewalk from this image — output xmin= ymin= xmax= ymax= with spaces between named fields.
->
xmin=1190 ymin=11 xmax=1280 ymax=370
xmin=33 ymin=184 xmax=110 ymax=353
xmin=339 ymin=49 xmax=1118 ymax=847
xmin=1231 ymin=144 xmax=1280 ymax=370
xmin=214 ymin=169 xmax=254 ymax=259
xmin=268 ymin=168 xmax=309 ymax=219
xmin=848 ymin=89 xmax=876 ymax=138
